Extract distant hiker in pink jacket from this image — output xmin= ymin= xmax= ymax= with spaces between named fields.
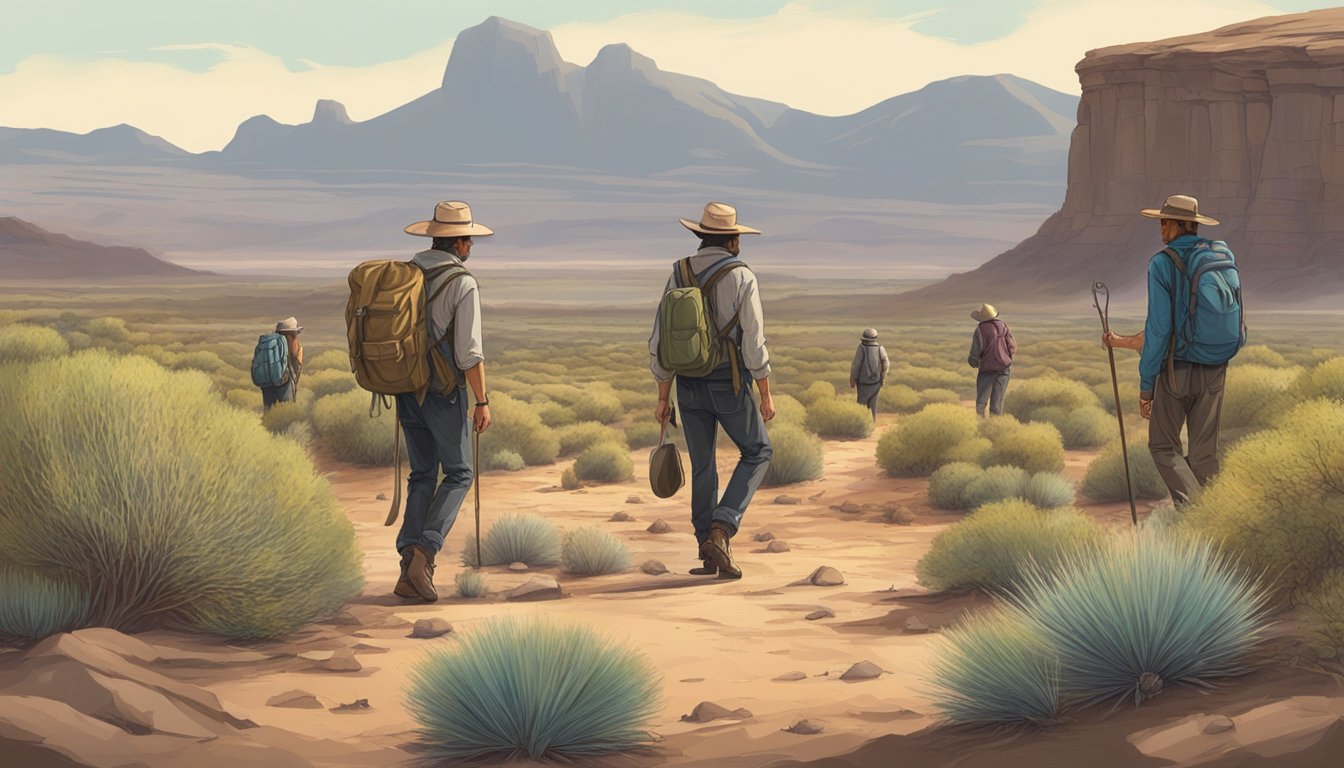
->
xmin=968 ymin=303 xmax=1016 ymax=416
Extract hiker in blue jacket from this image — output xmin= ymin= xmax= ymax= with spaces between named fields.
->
xmin=1103 ymin=195 xmax=1245 ymax=506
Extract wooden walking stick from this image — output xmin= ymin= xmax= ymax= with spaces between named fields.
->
xmin=472 ymin=425 xmax=482 ymax=570
xmin=1093 ymin=281 xmax=1138 ymax=526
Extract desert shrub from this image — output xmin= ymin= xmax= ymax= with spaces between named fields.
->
xmin=407 ymin=616 xmax=660 ymax=760
xmin=1080 ymin=436 xmax=1169 ymax=502
xmin=305 ymin=349 xmax=350 ymax=372
xmin=805 ymin=397 xmax=874 ymax=439
xmin=1006 ymin=377 xmax=1101 ymax=422
xmin=919 ymin=387 xmax=962 ymax=407
xmin=771 ymin=393 xmax=808 ymax=426
xmin=1093 ymin=379 xmax=1142 ymax=417
xmin=574 ymin=442 xmax=634 ymax=484
xmin=170 ymin=349 xmax=228 ymax=373
xmin=894 ymin=365 xmax=966 ymax=391
xmin=876 ymin=403 xmax=980 ymax=476
xmin=557 ymin=422 xmax=627 ymax=457
xmin=763 ymin=423 xmax=823 ymax=486
xmin=797 ymin=381 xmax=836 ymax=406
xmin=482 ymin=393 xmax=560 ymax=467
xmin=1301 ymin=570 xmax=1344 ymax=654
xmin=964 ymin=466 xmax=1030 ymax=509
xmin=562 ymin=527 xmax=632 ymax=576
xmin=261 ymin=399 xmax=309 ymax=434
xmin=482 ymin=449 xmax=525 ymax=472
xmin=928 ymin=462 xmax=985 ymax=510
xmin=1183 ymin=399 xmax=1344 ymax=601
xmin=878 ymin=384 xmax=921 ymax=413
xmin=1294 ymin=357 xmax=1344 ymax=402
xmin=624 ymin=421 xmax=662 ymax=449
xmin=1056 ymin=365 xmax=1110 ymax=386
xmin=1033 ymin=405 xmax=1114 ymax=449
xmin=84 ymin=316 xmax=130 ymax=342
xmin=279 ymin=421 xmax=314 ymax=452
xmin=311 ymin=389 xmax=395 ymax=465
xmin=1221 ymin=364 xmax=1298 ymax=430
xmin=930 ymin=608 xmax=1059 ymax=724
xmin=572 ymin=389 xmax=624 ymax=424
xmin=304 ymin=368 xmax=358 ymax=398
xmin=915 ymin=500 xmax=1102 ymax=593
xmin=980 ymin=417 xmax=1065 ymax=474
xmin=537 ymin=401 xmax=578 ymax=428
xmin=462 ymin=514 xmax=562 ymax=567
xmin=1012 ymin=530 xmax=1271 ymax=707
xmin=64 ymin=330 xmax=93 ymax=350
xmin=0 ymin=569 xmax=89 ymax=643
xmin=0 ymin=351 xmax=362 ymax=639
xmin=0 ymin=324 xmax=69 ymax=362
xmin=1022 ymin=472 xmax=1076 ymax=509
xmin=1235 ymin=344 xmax=1289 ymax=368
xmin=454 ymin=570 xmax=487 ymax=599
xmin=561 ymin=466 xmax=581 ymax=490
xmin=225 ymin=387 xmax=258 ymax=411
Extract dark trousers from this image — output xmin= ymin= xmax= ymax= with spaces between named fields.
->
xmin=395 ymin=388 xmax=473 ymax=555
xmin=260 ymin=382 xmax=294 ymax=410
xmin=857 ymin=382 xmax=882 ymax=420
xmin=677 ymin=375 xmax=772 ymax=546
xmin=976 ymin=369 xmax=1011 ymax=416
xmin=1149 ymin=361 xmax=1227 ymax=506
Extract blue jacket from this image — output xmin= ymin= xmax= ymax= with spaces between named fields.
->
xmin=1138 ymin=234 xmax=1232 ymax=397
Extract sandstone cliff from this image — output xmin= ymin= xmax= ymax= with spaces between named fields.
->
xmin=914 ymin=9 xmax=1344 ymax=306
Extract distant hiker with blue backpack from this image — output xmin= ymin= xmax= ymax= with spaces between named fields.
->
xmin=1103 ymin=195 xmax=1246 ymax=506
xmin=252 ymin=316 xmax=303 ymax=410
xmin=650 ymin=202 xmax=774 ymax=580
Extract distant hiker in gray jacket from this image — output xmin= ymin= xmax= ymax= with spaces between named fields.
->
xmin=850 ymin=328 xmax=889 ymax=420
xmin=968 ymin=303 xmax=1016 ymax=416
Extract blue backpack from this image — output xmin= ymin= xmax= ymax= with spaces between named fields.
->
xmin=1162 ymin=239 xmax=1247 ymax=377
xmin=250 ymin=333 xmax=290 ymax=389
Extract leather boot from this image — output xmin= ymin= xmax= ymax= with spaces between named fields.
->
xmin=700 ymin=522 xmax=742 ymax=580
xmin=406 ymin=544 xmax=438 ymax=602
xmin=394 ymin=547 xmax=419 ymax=599
xmin=689 ymin=558 xmax=718 ymax=576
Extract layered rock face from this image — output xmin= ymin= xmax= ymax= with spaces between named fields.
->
xmin=921 ymin=9 xmax=1344 ymax=304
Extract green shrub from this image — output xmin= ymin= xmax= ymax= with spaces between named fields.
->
xmin=0 ymin=324 xmax=69 ymax=362
xmin=279 ymin=421 xmax=314 ymax=452
xmin=85 ymin=316 xmax=130 ymax=342
xmin=763 ymin=423 xmax=823 ymax=486
xmin=562 ymin=527 xmax=632 ymax=576
xmin=305 ymin=349 xmax=350 ymax=372
xmin=1235 ymin=345 xmax=1290 ymax=368
xmin=624 ymin=421 xmax=662 ymax=449
xmin=915 ymin=500 xmax=1102 ymax=593
xmin=964 ymin=466 xmax=1030 ymax=509
xmin=261 ymin=399 xmax=309 ymax=434
xmin=1081 ymin=436 xmax=1168 ymax=502
xmin=537 ymin=401 xmax=578 ymax=428
xmin=980 ymin=417 xmax=1065 ymax=474
xmin=483 ymin=449 xmax=525 ymax=472
xmin=304 ymin=369 xmax=358 ymax=399
xmin=482 ymin=393 xmax=560 ymax=467
xmin=1294 ymin=357 xmax=1344 ymax=402
xmin=561 ymin=466 xmax=581 ymax=490
xmin=894 ymin=365 xmax=966 ymax=391
xmin=1301 ymin=569 xmax=1344 ymax=655
xmin=771 ymin=393 xmax=808 ymax=426
xmin=0 ymin=569 xmax=89 ymax=643
xmin=1093 ymin=379 xmax=1142 ymax=417
xmin=1034 ymin=405 xmax=1114 ymax=449
xmin=1022 ymin=472 xmax=1076 ymax=509
xmin=878 ymin=384 xmax=921 ymax=413
xmin=225 ymin=387 xmax=258 ymax=411
xmin=407 ymin=616 xmax=660 ymax=760
xmin=170 ymin=350 xmax=228 ymax=373
xmin=311 ymin=389 xmax=395 ymax=465
xmin=0 ymin=351 xmax=362 ymax=639
xmin=919 ymin=388 xmax=962 ymax=407
xmin=930 ymin=608 xmax=1059 ymax=724
xmin=798 ymin=381 xmax=836 ymax=406
xmin=805 ymin=397 xmax=874 ymax=439
xmin=572 ymin=389 xmax=624 ymax=424
xmin=454 ymin=570 xmax=487 ymax=598
xmin=462 ymin=514 xmax=562 ymax=567
xmin=1221 ymin=364 xmax=1298 ymax=431
xmin=64 ymin=330 xmax=93 ymax=350
xmin=875 ymin=403 xmax=980 ymax=476
xmin=574 ymin=442 xmax=634 ymax=484
xmin=1006 ymin=377 xmax=1101 ymax=422
xmin=558 ymin=422 xmax=627 ymax=457
xmin=928 ymin=462 xmax=985 ymax=510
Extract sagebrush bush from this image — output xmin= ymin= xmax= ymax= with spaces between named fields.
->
xmin=261 ymin=399 xmax=309 ymax=434
xmin=878 ymin=384 xmax=921 ymax=413
xmin=1022 ymin=472 xmax=1076 ymax=509
xmin=1094 ymin=378 xmax=1142 ymax=417
xmin=311 ymin=388 xmax=395 ymax=465
xmin=805 ymin=397 xmax=874 ymax=439
xmin=915 ymin=500 xmax=1102 ymax=593
xmin=454 ymin=570 xmax=488 ymax=599
xmin=84 ymin=316 xmax=130 ymax=341
xmin=1301 ymin=569 xmax=1344 ymax=654
xmin=537 ymin=401 xmax=578 ymax=428
xmin=280 ymin=421 xmax=314 ymax=452
xmin=225 ymin=387 xmax=258 ymax=411
xmin=1005 ymin=377 xmax=1101 ymax=421
xmin=0 ymin=569 xmax=90 ymax=643
xmin=482 ymin=393 xmax=560 ymax=467
xmin=875 ymin=404 xmax=980 ymax=476
xmin=482 ymin=449 xmax=525 ymax=472
xmin=462 ymin=513 xmax=562 ymax=567
xmin=562 ymin=527 xmax=632 ymax=576
xmin=304 ymin=368 xmax=358 ymax=398
xmin=1221 ymin=364 xmax=1298 ymax=431
xmin=893 ymin=365 xmax=966 ymax=391
xmin=928 ymin=462 xmax=985 ymax=510
xmin=407 ymin=616 xmax=660 ymax=760
xmin=558 ymin=422 xmax=627 ymax=457
xmin=1235 ymin=345 xmax=1290 ymax=368
xmin=0 ymin=324 xmax=69 ymax=362
xmin=561 ymin=466 xmax=581 ymax=490
xmin=919 ymin=387 xmax=962 ymax=407
xmin=0 ymin=351 xmax=363 ymax=639
xmin=572 ymin=388 xmax=624 ymax=424
xmin=1080 ymin=436 xmax=1168 ymax=502
xmin=1034 ymin=405 xmax=1114 ymax=449
xmin=798 ymin=381 xmax=836 ymax=406
xmin=170 ymin=350 xmax=228 ymax=374
xmin=980 ymin=416 xmax=1065 ymax=474
xmin=574 ymin=442 xmax=634 ymax=484
xmin=771 ymin=393 xmax=808 ymax=426
xmin=304 ymin=349 xmax=351 ymax=371
xmin=930 ymin=608 xmax=1060 ymax=724
xmin=763 ymin=423 xmax=823 ymax=486
xmin=1294 ymin=357 xmax=1344 ymax=402
xmin=964 ymin=466 xmax=1030 ymax=509
xmin=623 ymin=421 xmax=662 ymax=449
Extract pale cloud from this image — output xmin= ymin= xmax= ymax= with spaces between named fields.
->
xmin=0 ymin=0 xmax=1284 ymax=152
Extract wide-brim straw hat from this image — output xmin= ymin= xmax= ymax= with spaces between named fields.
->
xmin=405 ymin=201 xmax=494 ymax=238
xmin=971 ymin=303 xmax=999 ymax=322
xmin=276 ymin=316 xmax=303 ymax=333
xmin=1140 ymin=194 xmax=1219 ymax=226
xmin=680 ymin=201 xmax=761 ymax=236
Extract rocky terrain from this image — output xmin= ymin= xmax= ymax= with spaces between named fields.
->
xmin=0 ymin=217 xmax=201 ymax=279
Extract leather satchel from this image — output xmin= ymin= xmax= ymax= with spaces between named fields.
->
xmin=648 ymin=419 xmax=684 ymax=499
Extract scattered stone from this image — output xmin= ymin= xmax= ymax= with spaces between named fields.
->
xmin=408 ymin=618 xmax=453 ymax=639
xmin=680 ymin=678 xmax=704 ymax=683
xmin=883 ymin=504 xmax=915 ymax=525
xmin=681 ymin=701 xmax=753 ymax=723
xmin=330 ymin=698 xmax=371 ymax=714
xmin=647 ymin=519 xmax=672 ymax=534
xmin=625 ymin=495 xmax=644 ymax=504
xmin=507 ymin=575 xmax=564 ymax=602
xmin=809 ymin=566 xmax=845 ymax=586
xmin=808 ymin=491 xmax=826 ymax=501
xmin=304 ymin=648 xmax=362 ymax=673
xmin=752 ymin=531 xmax=776 ymax=542
xmin=1204 ymin=716 xmax=1236 ymax=735
xmin=766 ymin=540 xmax=791 ymax=553
xmin=840 ymin=661 xmax=884 ymax=681
xmin=806 ymin=608 xmax=835 ymax=621
xmin=774 ymin=671 xmax=808 ymax=682
xmin=266 ymin=689 xmax=323 ymax=709
xmin=375 ymin=493 xmax=387 ymax=501
xmin=834 ymin=501 xmax=863 ymax=514
xmin=904 ymin=616 xmax=930 ymax=634
xmin=784 ymin=719 xmax=824 ymax=735
xmin=351 ymin=642 xmax=389 ymax=654
xmin=775 ymin=495 xmax=802 ymax=505
xmin=508 ymin=562 xmax=529 ymax=572
xmin=609 ymin=511 xmax=634 ymax=522
xmin=1138 ymin=672 xmax=1165 ymax=701
xmin=641 ymin=560 xmax=669 ymax=575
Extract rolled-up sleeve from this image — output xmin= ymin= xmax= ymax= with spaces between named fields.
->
xmin=452 ymin=278 xmax=484 ymax=371
xmin=649 ymin=274 xmax=675 ymax=381
xmin=737 ymin=273 xmax=771 ymax=379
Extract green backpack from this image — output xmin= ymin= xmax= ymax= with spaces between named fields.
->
xmin=656 ymin=255 xmax=748 ymax=394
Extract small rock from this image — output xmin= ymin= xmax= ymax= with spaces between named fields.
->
xmin=267 ymin=689 xmax=323 ymax=709
xmin=330 ymin=698 xmax=371 ymax=713
xmin=507 ymin=575 xmax=564 ymax=602
xmin=1138 ymin=672 xmax=1165 ymax=701
xmin=681 ymin=701 xmax=753 ymax=723
xmin=625 ymin=495 xmax=644 ymax=504
xmin=784 ymin=719 xmax=824 ymax=735
xmin=1203 ymin=716 xmax=1236 ymax=735
xmin=835 ymin=501 xmax=862 ymax=514
xmin=774 ymin=671 xmax=808 ymax=682
xmin=809 ymin=566 xmax=845 ymax=586
xmin=808 ymin=491 xmax=826 ymax=501
xmin=306 ymin=648 xmax=362 ymax=673
xmin=840 ymin=661 xmax=884 ymax=681
xmin=883 ymin=504 xmax=915 ymax=525
xmin=680 ymin=678 xmax=704 ymax=683
xmin=641 ymin=560 xmax=669 ymax=576
xmin=647 ymin=519 xmax=672 ymax=534
xmin=375 ymin=493 xmax=387 ymax=501
xmin=752 ymin=531 xmax=776 ymax=542
xmin=775 ymin=495 xmax=802 ymax=505
xmin=352 ymin=642 xmax=389 ymax=653
xmin=609 ymin=511 xmax=634 ymax=522
xmin=904 ymin=616 xmax=930 ymax=634
xmin=766 ymin=540 xmax=791 ymax=553
xmin=409 ymin=618 xmax=453 ymax=639
xmin=806 ymin=608 xmax=835 ymax=621
xmin=508 ymin=562 xmax=529 ymax=572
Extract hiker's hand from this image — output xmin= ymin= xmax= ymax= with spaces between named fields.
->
xmin=1102 ymin=332 xmax=1119 ymax=349
xmin=760 ymin=394 xmax=776 ymax=423
xmin=474 ymin=405 xmax=491 ymax=433
xmin=655 ymin=399 xmax=671 ymax=425
xmin=1139 ymin=398 xmax=1152 ymax=420
xmin=850 ymin=378 xmax=857 ymax=389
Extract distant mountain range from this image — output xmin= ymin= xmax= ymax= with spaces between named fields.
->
xmin=0 ymin=16 xmax=1078 ymax=204
xmin=0 ymin=217 xmax=200 ymax=279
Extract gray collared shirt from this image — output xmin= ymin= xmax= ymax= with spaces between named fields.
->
xmin=410 ymin=249 xmax=484 ymax=381
xmin=648 ymin=246 xmax=770 ymax=382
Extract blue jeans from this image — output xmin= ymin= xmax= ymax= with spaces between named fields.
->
xmin=976 ymin=369 xmax=1010 ymax=416
xmin=395 ymin=388 xmax=473 ymax=555
xmin=677 ymin=374 xmax=772 ymax=545
xmin=260 ymin=382 xmax=294 ymax=410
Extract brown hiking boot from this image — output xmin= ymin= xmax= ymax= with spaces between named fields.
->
xmin=700 ymin=523 xmax=742 ymax=580
xmin=394 ymin=548 xmax=419 ymax=599
xmin=405 ymin=545 xmax=438 ymax=602
xmin=689 ymin=559 xmax=718 ymax=576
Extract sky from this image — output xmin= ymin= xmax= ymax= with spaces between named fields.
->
xmin=0 ymin=0 xmax=1335 ymax=152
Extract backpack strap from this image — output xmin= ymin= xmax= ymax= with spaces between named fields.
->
xmin=676 ymin=257 xmax=695 ymax=289
xmin=419 ymin=263 xmax=473 ymax=392
xmin=700 ymin=259 xmax=750 ymax=396
xmin=1161 ymin=247 xmax=1189 ymax=392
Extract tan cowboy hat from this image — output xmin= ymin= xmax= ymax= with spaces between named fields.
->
xmin=1139 ymin=194 xmax=1219 ymax=226
xmin=679 ymin=201 xmax=761 ymax=236
xmin=971 ymin=303 xmax=999 ymax=322
xmin=405 ymin=201 xmax=494 ymax=238
xmin=276 ymin=316 xmax=302 ymax=333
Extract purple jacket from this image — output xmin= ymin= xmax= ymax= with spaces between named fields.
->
xmin=968 ymin=319 xmax=1016 ymax=373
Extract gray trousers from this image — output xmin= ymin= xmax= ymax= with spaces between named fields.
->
xmin=976 ymin=369 xmax=1010 ymax=416
xmin=395 ymin=388 xmax=473 ymax=555
xmin=677 ymin=375 xmax=772 ymax=545
xmin=1149 ymin=361 xmax=1226 ymax=506
xmin=260 ymin=381 xmax=294 ymax=410
xmin=857 ymin=382 xmax=882 ymax=420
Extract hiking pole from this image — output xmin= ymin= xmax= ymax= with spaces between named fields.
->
xmin=472 ymin=425 xmax=482 ymax=570
xmin=1093 ymin=281 xmax=1138 ymax=526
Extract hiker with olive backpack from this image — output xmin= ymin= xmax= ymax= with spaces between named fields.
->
xmin=346 ymin=201 xmax=493 ymax=603
xmin=649 ymin=202 xmax=775 ymax=580
xmin=1103 ymin=195 xmax=1246 ymax=507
